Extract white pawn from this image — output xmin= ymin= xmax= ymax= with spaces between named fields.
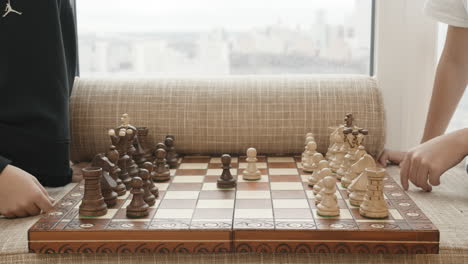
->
xmin=317 ymin=176 xmax=340 ymax=217
xmin=301 ymin=136 xmax=315 ymax=165
xmin=308 ymin=157 xmax=327 ymax=187
xmin=302 ymin=141 xmax=318 ymax=172
xmin=313 ymin=167 xmax=333 ymax=196
xmin=243 ymin=148 xmax=261 ymax=181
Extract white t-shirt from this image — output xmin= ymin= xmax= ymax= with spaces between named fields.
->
xmin=425 ymin=0 xmax=468 ymax=27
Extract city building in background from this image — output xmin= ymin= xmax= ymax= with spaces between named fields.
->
xmin=77 ymin=0 xmax=372 ymax=77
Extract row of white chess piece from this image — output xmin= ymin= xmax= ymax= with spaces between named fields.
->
xmin=301 ymin=132 xmax=388 ymax=219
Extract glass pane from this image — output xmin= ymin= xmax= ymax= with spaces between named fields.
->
xmin=77 ymin=0 xmax=373 ymax=77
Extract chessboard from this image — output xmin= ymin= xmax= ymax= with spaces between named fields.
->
xmin=28 ymin=155 xmax=439 ymax=254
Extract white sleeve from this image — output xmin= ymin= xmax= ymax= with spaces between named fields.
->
xmin=425 ymin=0 xmax=468 ymax=27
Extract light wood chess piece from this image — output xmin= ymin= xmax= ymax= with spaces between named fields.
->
xmin=302 ymin=141 xmax=318 ymax=173
xmin=243 ymin=148 xmax=261 ymax=181
xmin=359 ymin=167 xmax=389 ymax=219
xmin=301 ymin=135 xmax=315 ymax=166
xmin=342 ymin=152 xmax=374 ymax=189
xmin=316 ymin=176 xmax=340 ymax=217
xmin=308 ymin=156 xmax=326 ymax=187
xmin=313 ymin=167 xmax=333 ymax=196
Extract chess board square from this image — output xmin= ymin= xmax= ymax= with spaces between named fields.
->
xmin=270 ymin=182 xmax=304 ymax=190
xmin=238 ymin=162 xmax=267 ymax=169
xmin=172 ymin=176 xmax=205 ymax=183
xmin=178 ymin=163 xmax=208 ymax=169
xmin=164 ymin=191 xmax=200 ymax=199
xmin=113 ymin=208 xmax=157 ymax=219
xmin=268 ymin=168 xmax=299 ymax=175
xmin=273 ymin=199 xmax=310 ymax=209
xmin=168 ymin=183 xmax=203 ymax=191
xmin=210 ymin=157 xmax=239 ymax=163
xmin=267 ymin=157 xmax=295 ymax=163
xmin=207 ymin=169 xmax=237 ymax=175
xmin=193 ymin=208 xmax=234 ymax=219
xmin=274 ymin=208 xmax=313 ymax=219
xmin=199 ymin=190 xmax=236 ymax=200
xmin=300 ymin=175 xmax=310 ymax=182
xmin=236 ymin=191 xmax=271 ymax=199
xmin=235 ymin=209 xmax=273 ymax=219
xmin=238 ymin=175 xmax=269 ymax=182
xmin=203 ymin=175 xmax=219 ymax=182
xmin=170 ymin=169 xmax=177 ymax=176
xmin=176 ymin=169 xmax=207 ymax=175
xmin=157 ymin=183 xmax=169 ymax=191
xmin=269 ymin=175 xmax=301 ymax=182
xmin=235 ymin=199 xmax=272 ymax=209
xmin=271 ymin=190 xmax=306 ymax=199
xmin=268 ymin=162 xmax=297 ymax=168
xmin=155 ymin=209 xmax=194 ymax=219
xmin=159 ymin=199 xmax=197 ymax=209
xmin=202 ymin=183 xmax=235 ymax=190
xmin=236 ymin=182 xmax=270 ymax=190
xmin=197 ymin=199 xmax=235 ymax=209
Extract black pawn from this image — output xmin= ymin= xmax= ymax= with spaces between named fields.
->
xmin=165 ymin=136 xmax=179 ymax=169
xmin=153 ymin=148 xmax=171 ymax=182
xmin=139 ymin=168 xmax=156 ymax=206
xmin=217 ymin=154 xmax=236 ymax=189
xmin=143 ymin=161 xmax=159 ymax=198
xmin=126 ymin=177 xmax=149 ymax=218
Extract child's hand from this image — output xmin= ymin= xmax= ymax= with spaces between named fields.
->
xmin=0 ymin=165 xmax=55 ymax=218
xmin=378 ymin=149 xmax=406 ymax=167
xmin=400 ymin=128 xmax=468 ymax=192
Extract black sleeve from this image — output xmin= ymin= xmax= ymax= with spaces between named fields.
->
xmin=0 ymin=155 xmax=11 ymax=173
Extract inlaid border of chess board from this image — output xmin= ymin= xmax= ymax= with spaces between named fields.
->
xmin=28 ymin=156 xmax=439 ymax=254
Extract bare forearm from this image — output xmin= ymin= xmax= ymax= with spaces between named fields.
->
xmin=421 ymin=26 xmax=468 ymax=143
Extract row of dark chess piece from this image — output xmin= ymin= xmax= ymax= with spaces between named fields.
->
xmin=79 ymin=128 xmax=179 ymax=218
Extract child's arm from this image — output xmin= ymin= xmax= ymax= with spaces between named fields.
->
xmin=400 ymin=128 xmax=468 ymax=191
xmin=0 ymin=165 xmax=54 ymax=218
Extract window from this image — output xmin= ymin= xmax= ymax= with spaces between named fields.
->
xmin=437 ymin=24 xmax=468 ymax=132
xmin=76 ymin=0 xmax=374 ymax=77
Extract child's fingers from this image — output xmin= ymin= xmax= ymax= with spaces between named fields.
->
xmin=415 ymin=163 xmax=432 ymax=192
xmin=400 ymin=156 xmax=410 ymax=191
xmin=24 ymin=203 xmax=41 ymax=216
xmin=35 ymin=192 xmax=54 ymax=213
xmin=378 ymin=152 xmax=388 ymax=167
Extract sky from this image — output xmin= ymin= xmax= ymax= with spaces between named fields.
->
xmin=77 ymin=0 xmax=365 ymax=33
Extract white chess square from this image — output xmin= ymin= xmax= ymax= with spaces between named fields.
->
xmin=210 ymin=157 xmax=238 ymax=163
xmin=267 ymin=157 xmax=295 ymax=163
xmin=238 ymin=162 xmax=267 ymax=169
xmin=268 ymin=168 xmax=299 ymax=175
xmin=235 ymin=209 xmax=273 ymax=219
xmin=207 ymin=169 xmax=237 ymax=175
xmin=270 ymin=182 xmax=304 ymax=190
xmin=236 ymin=191 xmax=271 ymax=199
xmin=172 ymin=176 xmax=205 ymax=183
xmin=238 ymin=175 xmax=269 ymax=182
xmin=197 ymin=199 xmax=235 ymax=209
xmin=155 ymin=209 xmax=194 ymax=219
xmin=164 ymin=191 xmax=200 ymax=199
xmin=157 ymin=183 xmax=169 ymax=191
xmin=178 ymin=163 xmax=208 ymax=169
xmin=305 ymin=190 xmax=315 ymax=199
xmin=273 ymin=199 xmax=310 ymax=209
xmin=202 ymin=183 xmax=222 ymax=191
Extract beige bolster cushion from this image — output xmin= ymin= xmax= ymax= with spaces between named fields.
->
xmin=70 ymin=75 xmax=386 ymax=162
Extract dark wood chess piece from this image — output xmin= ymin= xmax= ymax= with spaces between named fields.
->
xmin=106 ymin=145 xmax=127 ymax=196
xmin=153 ymin=148 xmax=171 ymax=182
xmin=164 ymin=136 xmax=179 ymax=169
xmin=217 ymin=154 xmax=236 ymax=188
xmin=143 ymin=161 xmax=159 ymax=198
xmin=101 ymin=172 xmax=118 ymax=207
xmin=92 ymin=152 xmax=126 ymax=196
xmin=109 ymin=128 xmax=132 ymax=189
xmin=126 ymin=177 xmax=149 ymax=218
xmin=79 ymin=167 xmax=108 ymax=217
xmin=133 ymin=135 xmax=148 ymax=168
xmin=137 ymin=127 xmax=154 ymax=163
xmin=125 ymin=128 xmax=140 ymax=179
xmin=139 ymin=168 xmax=156 ymax=206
